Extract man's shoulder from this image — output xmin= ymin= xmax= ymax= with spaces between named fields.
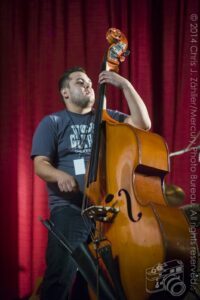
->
xmin=40 ymin=109 xmax=67 ymax=125
xmin=48 ymin=109 xmax=66 ymax=120
xmin=34 ymin=110 xmax=67 ymax=134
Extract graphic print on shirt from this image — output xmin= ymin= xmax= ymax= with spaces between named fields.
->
xmin=69 ymin=122 xmax=94 ymax=153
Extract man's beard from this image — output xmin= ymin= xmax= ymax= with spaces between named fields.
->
xmin=71 ymin=96 xmax=92 ymax=108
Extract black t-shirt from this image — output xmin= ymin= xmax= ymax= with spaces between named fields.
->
xmin=31 ymin=109 xmax=128 ymax=210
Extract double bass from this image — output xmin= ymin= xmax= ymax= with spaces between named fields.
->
xmin=81 ymin=28 xmax=191 ymax=300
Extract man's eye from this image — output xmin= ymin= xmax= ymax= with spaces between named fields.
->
xmin=77 ymin=80 xmax=84 ymax=85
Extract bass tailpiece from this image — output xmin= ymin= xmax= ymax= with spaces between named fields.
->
xmin=82 ymin=205 xmax=119 ymax=222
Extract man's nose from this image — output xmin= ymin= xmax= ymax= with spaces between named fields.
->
xmin=84 ymin=82 xmax=91 ymax=89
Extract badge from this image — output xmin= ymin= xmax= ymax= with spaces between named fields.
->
xmin=73 ymin=158 xmax=86 ymax=175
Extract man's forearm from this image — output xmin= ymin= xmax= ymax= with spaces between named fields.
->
xmin=98 ymin=71 xmax=151 ymax=130
xmin=34 ymin=158 xmax=65 ymax=182
xmin=122 ymin=80 xmax=151 ymax=130
xmin=34 ymin=156 xmax=78 ymax=192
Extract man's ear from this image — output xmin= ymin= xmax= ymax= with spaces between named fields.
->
xmin=60 ymin=87 xmax=69 ymax=99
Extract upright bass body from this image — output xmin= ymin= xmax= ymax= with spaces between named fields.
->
xmin=86 ymin=117 xmax=191 ymax=300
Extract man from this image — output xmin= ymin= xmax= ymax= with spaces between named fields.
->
xmin=31 ymin=67 xmax=151 ymax=300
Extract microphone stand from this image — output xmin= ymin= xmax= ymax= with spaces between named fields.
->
xmin=169 ymin=131 xmax=200 ymax=159
xmin=39 ymin=216 xmax=117 ymax=300
xmin=169 ymin=145 xmax=200 ymax=158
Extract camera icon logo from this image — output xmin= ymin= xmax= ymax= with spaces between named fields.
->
xmin=146 ymin=260 xmax=186 ymax=297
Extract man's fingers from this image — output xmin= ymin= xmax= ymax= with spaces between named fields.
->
xmin=57 ymin=177 xmax=78 ymax=192
xmin=99 ymin=71 xmax=121 ymax=86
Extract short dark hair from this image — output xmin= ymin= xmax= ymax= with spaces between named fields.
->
xmin=58 ymin=66 xmax=86 ymax=91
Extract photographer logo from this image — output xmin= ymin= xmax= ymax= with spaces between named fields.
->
xmin=146 ymin=260 xmax=186 ymax=297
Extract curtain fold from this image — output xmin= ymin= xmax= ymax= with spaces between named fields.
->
xmin=0 ymin=0 xmax=199 ymax=298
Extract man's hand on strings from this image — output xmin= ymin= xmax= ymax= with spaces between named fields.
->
xmin=99 ymin=71 xmax=128 ymax=90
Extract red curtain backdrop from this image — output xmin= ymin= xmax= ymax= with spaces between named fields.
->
xmin=0 ymin=0 xmax=199 ymax=299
